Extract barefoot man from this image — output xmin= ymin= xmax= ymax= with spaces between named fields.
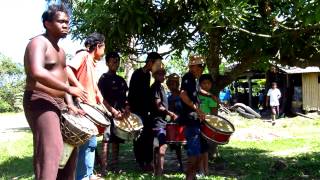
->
xmin=23 ymin=4 xmax=87 ymax=180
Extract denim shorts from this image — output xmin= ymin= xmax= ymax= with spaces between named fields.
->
xmin=154 ymin=127 xmax=167 ymax=146
xmin=184 ymin=126 xmax=208 ymax=156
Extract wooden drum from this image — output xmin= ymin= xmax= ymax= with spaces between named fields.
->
xmin=60 ymin=112 xmax=98 ymax=168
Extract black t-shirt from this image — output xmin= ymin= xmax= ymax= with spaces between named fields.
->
xmin=181 ymin=72 xmax=199 ymax=114
xmin=180 ymin=72 xmax=200 ymax=126
xmin=98 ymin=72 xmax=128 ymax=110
xmin=128 ymin=68 xmax=151 ymax=117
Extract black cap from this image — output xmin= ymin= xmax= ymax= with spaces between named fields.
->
xmin=146 ymin=52 xmax=163 ymax=62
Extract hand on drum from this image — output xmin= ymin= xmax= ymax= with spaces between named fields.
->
xmin=196 ymin=108 xmax=206 ymax=122
xmin=168 ymin=111 xmax=178 ymax=121
xmin=111 ymin=108 xmax=123 ymax=120
xmin=68 ymin=86 xmax=88 ymax=103
xmin=67 ymin=104 xmax=85 ymax=116
xmin=122 ymin=105 xmax=131 ymax=119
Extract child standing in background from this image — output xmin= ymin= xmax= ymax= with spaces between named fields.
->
xmin=199 ymin=74 xmax=218 ymax=116
xmin=166 ymin=73 xmax=184 ymax=172
xmin=198 ymin=74 xmax=219 ymax=175
xmin=150 ymin=66 xmax=178 ymax=176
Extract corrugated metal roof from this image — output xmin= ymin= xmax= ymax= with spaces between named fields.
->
xmin=280 ymin=66 xmax=320 ymax=74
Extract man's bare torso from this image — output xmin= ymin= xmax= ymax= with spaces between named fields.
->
xmin=24 ymin=35 xmax=67 ymax=98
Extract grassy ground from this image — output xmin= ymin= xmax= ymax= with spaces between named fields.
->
xmin=0 ymin=113 xmax=320 ymax=179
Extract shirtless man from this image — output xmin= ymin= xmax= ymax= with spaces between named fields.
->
xmin=23 ymin=4 xmax=87 ymax=180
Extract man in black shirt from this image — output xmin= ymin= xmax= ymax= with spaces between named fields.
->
xmin=150 ymin=66 xmax=177 ymax=176
xmin=180 ymin=55 xmax=206 ymax=180
xmin=98 ymin=52 xmax=129 ymax=174
xmin=128 ymin=52 xmax=163 ymax=171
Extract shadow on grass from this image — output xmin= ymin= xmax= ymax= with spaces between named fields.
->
xmin=96 ymin=141 xmax=320 ymax=179
xmin=2 ymin=135 xmax=319 ymax=179
xmin=0 ymin=156 xmax=33 ymax=179
xmin=218 ymin=146 xmax=320 ymax=179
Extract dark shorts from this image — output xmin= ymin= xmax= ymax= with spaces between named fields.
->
xmin=103 ymin=120 xmax=125 ymax=144
xmin=23 ymin=90 xmax=77 ymax=179
xmin=154 ymin=127 xmax=167 ymax=146
xmin=153 ymin=117 xmax=167 ymax=146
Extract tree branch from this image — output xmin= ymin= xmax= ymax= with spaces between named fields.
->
xmin=278 ymin=23 xmax=320 ymax=31
xmin=230 ymin=25 xmax=272 ymax=38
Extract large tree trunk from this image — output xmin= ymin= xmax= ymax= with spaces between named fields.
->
xmin=207 ymin=30 xmax=222 ymax=95
xmin=207 ymin=29 xmax=259 ymax=95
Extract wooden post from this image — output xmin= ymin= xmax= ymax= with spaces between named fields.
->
xmin=248 ymin=76 xmax=252 ymax=107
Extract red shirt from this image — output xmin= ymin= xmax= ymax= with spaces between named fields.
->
xmin=67 ymin=51 xmax=100 ymax=105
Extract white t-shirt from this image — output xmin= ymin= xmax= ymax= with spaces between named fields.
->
xmin=267 ymin=88 xmax=281 ymax=106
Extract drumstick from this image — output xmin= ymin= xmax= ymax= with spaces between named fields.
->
xmin=99 ymin=103 xmax=112 ymax=117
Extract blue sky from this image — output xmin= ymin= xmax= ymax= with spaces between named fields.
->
xmin=0 ymin=0 xmax=82 ymax=64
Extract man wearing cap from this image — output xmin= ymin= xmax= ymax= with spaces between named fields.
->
xmin=179 ymin=55 xmax=206 ymax=180
xmin=128 ymin=52 xmax=163 ymax=171
xmin=98 ymin=52 xmax=130 ymax=174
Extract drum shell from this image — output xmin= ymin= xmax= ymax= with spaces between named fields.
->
xmin=112 ymin=126 xmax=142 ymax=141
xmin=166 ymin=123 xmax=186 ymax=144
xmin=78 ymin=103 xmax=111 ymax=136
xmin=60 ymin=113 xmax=98 ymax=146
xmin=200 ymin=116 xmax=234 ymax=145
xmin=59 ymin=143 xmax=74 ymax=169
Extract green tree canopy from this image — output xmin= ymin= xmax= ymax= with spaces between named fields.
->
xmin=0 ymin=53 xmax=25 ymax=112
xmin=69 ymin=0 xmax=320 ymax=92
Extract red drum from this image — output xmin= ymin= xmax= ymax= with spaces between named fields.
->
xmin=166 ymin=122 xmax=186 ymax=144
xmin=201 ymin=115 xmax=235 ymax=145
xmin=78 ymin=103 xmax=111 ymax=135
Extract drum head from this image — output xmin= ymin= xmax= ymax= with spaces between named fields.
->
xmin=127 ymin=113 xmax=143 ymax=131
xmin=114 ymin=113 xmax=143 ymax=132
xmin=205 ymin=115 xmax=235 ymax=133
xmin=61 ymin=112 xmax=98 ymax=135
xmin=78 ymin=103 xmax=110 ymax=126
